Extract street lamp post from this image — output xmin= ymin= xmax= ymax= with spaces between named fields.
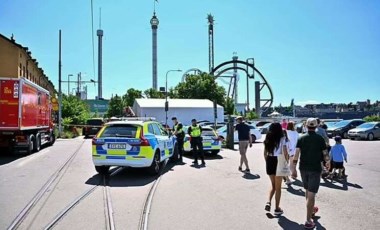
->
xmin=165 ymin=69 xmax=182 ymax=127
xmin=68 ymin=74 xmax=73 ymax=95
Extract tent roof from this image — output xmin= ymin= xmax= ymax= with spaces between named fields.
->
xmin=134 ymin=99 xmax=223 ymax=108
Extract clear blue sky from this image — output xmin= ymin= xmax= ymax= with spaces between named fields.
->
xmin=1 ymin=0 xmax=379 ymax=106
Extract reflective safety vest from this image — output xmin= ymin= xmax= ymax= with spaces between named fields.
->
xmin=190 ymin=125 xmax=201 ymax=137
xmin=175 ymin=123 xmax=183 ymax=134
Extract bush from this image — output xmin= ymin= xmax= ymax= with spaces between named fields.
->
xmin=363 ymin=115 xmax=380 ymax=122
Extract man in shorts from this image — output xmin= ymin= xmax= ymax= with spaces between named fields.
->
xmin=235 ymin=116 xmax=252 ymax=173
xmin=293 ymin=118 xmax=330 ymax=229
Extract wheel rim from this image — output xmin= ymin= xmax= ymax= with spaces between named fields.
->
xmin=369 ymin=133 xmax=374 ymax=141
xmin=154 ymin=153 xmax=160 ymax=172
xmin=343 ymin=132 xmax=348 ymax=139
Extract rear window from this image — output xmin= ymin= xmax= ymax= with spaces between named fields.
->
xmin=202 ymin=129 xmax=216 ymax=136
xmin=100 ymin=124 xmax=138 ymax=138
xmin=87 ymin=119 xmax=104 ymax=125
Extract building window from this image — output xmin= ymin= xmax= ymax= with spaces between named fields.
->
xmin=23 ymin=66 xmax=26 ymax=78
xmin=19 ymin=64 xmax=22 ymax=76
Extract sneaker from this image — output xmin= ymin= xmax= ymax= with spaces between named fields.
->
xmin=274 ymin=208 xmax=283 ymax=215
xmin=201 ymin=161 xmax=206 ymax=166
xmin=304 ymin=221 xmax=315 ymax=229
xmin=244 ymin=169 xmax=250 ymax=173
xmin=265 ymin=202 xmax=271 ymax=212
xmin=238 ymin=166 xmax=242 ymax=171
xmin=192 ymin=161 xmax=198 ymax=165
xmin=285 ymin=180 xmax=293 ymax=185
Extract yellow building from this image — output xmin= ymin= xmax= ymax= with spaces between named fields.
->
xmin=0 ymin=33 xmax=55 ymax=96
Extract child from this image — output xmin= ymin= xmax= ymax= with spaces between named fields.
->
xmin=329 ymin=136 xmax=348 ymax=179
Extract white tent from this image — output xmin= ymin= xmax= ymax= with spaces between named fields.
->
xmin=268 ymin=111 xmax=282 ymax=117
xmin=133 ymin=99 xmax=224 ymax=125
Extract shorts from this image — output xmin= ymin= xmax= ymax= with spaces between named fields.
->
xmin=239 ymin=141 xmax=249 ymax=155
xmin=332 ymin=161 xmax=344 ymax=169
xmin=300 ymin=170 xmax=321 ymax=193
xmin=266 ymin=156 xmax=278 ymax=175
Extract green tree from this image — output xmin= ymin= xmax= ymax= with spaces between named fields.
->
xmin=107 ymin=94 xmax=124 ymax=117
xmin=225 ymin=97 xmax=235 ymax=115
xmin=144 ymin=88 xmax=165 ymax=98
xmin=363 ymin=115 xmax=380 ymax=122
xmin=246 ymin=111 xmax=259 ymax=120
xmin=62 ymin=95 xmax=90 ymax=125
xmin=123 ymin=88 xmax=143 ymax=107
xmin=173 ymin=73 xmax=226 ymax=106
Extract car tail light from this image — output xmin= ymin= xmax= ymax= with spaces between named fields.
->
xmin=15 ymin=136 xmax=27 ymax=143
xmin=139 ymin=128 xmax=150 ymax=146
xmin=92 ymin=137 xmax=105 ymax=146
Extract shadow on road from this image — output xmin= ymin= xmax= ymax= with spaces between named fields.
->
xmin=85 ymin=160 xmax=177 ymax=187
xmin=242 ymin=173 xmax=260 ymax=180
xmin=321 ymin=178 xmax=363 ymax=191
xmin=183 ymin=154 xmax=224 ymax=161
xmin=0 ymin=150 xmax=26 ymax=166
xmin=286 ymin=185 xmax=306 ymax=197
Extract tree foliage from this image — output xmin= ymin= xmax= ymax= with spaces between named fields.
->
xmin=225 ymin=97 xmax=235 ymax=115
xmin=62 ymin=95 xmax=90 ymax=125
xmin=363 ymin=115 xmax=380 ymax=122
xmin=173 ymin=73 xmax=226 ymax=106
xmin=107 ymin=94 xmax=124 ymax=118
xmin=246 ymin=111 xmax=259 ymax=120
xmin=144 ymin=88 xmax=165 ymax=99
xmin=123 ymin=88 xmax=143 ymax=107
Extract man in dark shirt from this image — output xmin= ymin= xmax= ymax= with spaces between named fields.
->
xmin=235 ymin=116 xmax=252 ymax=173
xmin=293 ymin=118 xmax=330 ymax=229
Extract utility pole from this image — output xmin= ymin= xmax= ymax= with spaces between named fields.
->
xmin=58 ymin=30 xmax=62 ymax=137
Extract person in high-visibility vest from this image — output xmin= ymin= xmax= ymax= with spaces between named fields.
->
xmin=187 ymin=118 xmax=205 ymax=166
xmin=172 ymin=117 xmax=184 ymax=163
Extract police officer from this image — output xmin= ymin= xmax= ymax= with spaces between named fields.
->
xmin=172 ymin=117 xmax=184 ymax=163
xmin=187 ymin=119 xmax=205 ymax=166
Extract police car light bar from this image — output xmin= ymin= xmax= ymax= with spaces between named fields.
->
xmin=118 ymin=117 xmax=156 ymax=121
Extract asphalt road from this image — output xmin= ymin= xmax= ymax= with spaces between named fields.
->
xmin=0 ymin=137 xmax=379 ymax=230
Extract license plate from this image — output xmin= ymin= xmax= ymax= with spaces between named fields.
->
xmin=108 ymin=143 xmax=127 ymax=149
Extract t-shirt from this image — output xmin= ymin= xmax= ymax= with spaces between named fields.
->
xmin=296 ymin=131 xmax=327 ymax=172
xmin=286 ymin=130 xmax=299 ymax=156
xmin=235 ymin=123 xmax=250 ymax=141
xmin=330 ymin=144 xmax=347 ymax=162
xmin=273 ymin=137 xmax=287 ymax=157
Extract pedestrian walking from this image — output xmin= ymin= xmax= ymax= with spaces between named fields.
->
xmin=281 ymin=119 xmax=288 ymax=130
xmin=188 ymin=119 xmax=205 ymax=166
xmin=263 ymin=123 xmax=289 ymax=215
xmin=235 ymin=116 xmax=252 ymax=173
xmin=293 ymin=118 xmax=330 ymax=229
xmin=329 ymin=136 xmax=347 ymax=179
xmin=172 ymin=117 xmax=184 ymax=163
xmin=286 ymin=121 xmax=299 ymax=179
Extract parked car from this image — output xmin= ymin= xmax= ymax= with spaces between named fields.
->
xmin=348 ymin=122 xmax=380 ymax=141
xmin=258 ymin=122 xmax=272 ymax=134
xmin=217 ymin=124 xmax=262 ymax=143
xmin=92 ymin=119 xmax=177 ymax=175
xmin=198 ymin=122 xmax=226 ymax=130
xmin=326 ymin=119 xmax=365 ymax=139
xmin=255 ymin=121 xmax=272 ymax=127
xmin=83 ymin=118 xmax=104 ymax=138
xmin=182 ymin=126 xmax=222 ymax=155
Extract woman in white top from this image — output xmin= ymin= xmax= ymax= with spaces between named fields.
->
xmin=263 ymin=123 xmax=289 ymax=215
xmin=286 ymin=121 xmax=299 ymax=179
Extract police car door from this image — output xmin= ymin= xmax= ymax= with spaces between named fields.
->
xmin=152 ymin=124 xmax=170 ymax=160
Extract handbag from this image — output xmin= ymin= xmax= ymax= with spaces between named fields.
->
xmin=276 ymin=142 xmax=291 ymax=176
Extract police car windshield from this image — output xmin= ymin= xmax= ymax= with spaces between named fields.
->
xmin=100 ymin=124 xmax=138 ymax=138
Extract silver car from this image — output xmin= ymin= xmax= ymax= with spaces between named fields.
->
xmin=348 ymin=122 xmax=380 ymax=141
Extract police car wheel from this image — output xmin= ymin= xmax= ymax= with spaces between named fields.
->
xmin=251 ymin=134 xmax=256 ymax=143
xmin=148 ymin=151 xmax=161 ymax=175
xmin=95 ymin=166 xmax=110 ymax=175
xmin=210 ymin=150 xmax=220 ymax=156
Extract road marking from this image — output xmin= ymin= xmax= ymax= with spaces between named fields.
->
xmin=17 ymin=149 xmax=50 ymax=167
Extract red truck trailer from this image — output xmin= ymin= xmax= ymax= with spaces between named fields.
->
xmin=0 ymin=77 xmax=55 ymax=154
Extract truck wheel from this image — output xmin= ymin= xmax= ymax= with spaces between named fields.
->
xmin=148 ymin=151 xmax=161 ymax=175
xmin=27 ymin=134 xmax=35 ymax=155
xmin=95 ymin=166 xmax=110 ymax=174
xmin=47 ymin=132 xmax=55 ymax=146
xmin=33 ymin=134 xmax=41 ymax=152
